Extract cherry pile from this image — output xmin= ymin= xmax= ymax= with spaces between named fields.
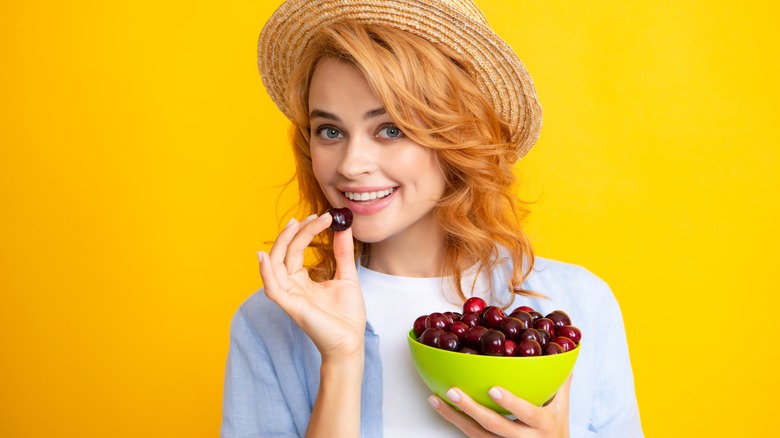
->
xmin=412 ymin=297 xmax=581 ymax=357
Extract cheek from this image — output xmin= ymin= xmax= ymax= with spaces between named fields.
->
xmin=310 ymin=150 xmax=332 ymax=183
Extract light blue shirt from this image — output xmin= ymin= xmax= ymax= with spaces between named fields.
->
xmin=221 ymin=256 xmax=643 ymax=437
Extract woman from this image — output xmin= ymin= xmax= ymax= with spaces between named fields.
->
xmin=222 ymin=1 xmax=642 ymax=436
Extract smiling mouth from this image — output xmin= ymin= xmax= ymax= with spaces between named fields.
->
xmin=343 ymin=187 xmax=396 ymax=202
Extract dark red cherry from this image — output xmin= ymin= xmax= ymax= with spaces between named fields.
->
xmin=463 ymin=297 xmax=487 ymax=314
xmin=514 ymin=305 xmax=535 ymax=314
xmin=546 ymin=310 xmax=572 ymax=327
xmin=533 ymin=317 xmax=556 ymax=336
xmin=425 ymin=312 xmax=450 ymax=331
xmin=443 ymin=311 xmax=461 ymax=325
xmin=543 ymin=342 xmax=564 ymax=355
xmin=438 ymin=332 xmax=460 ymax=351
xmin=481 ymin=306 xmax=506 ymax=329
xmin=464 ymin=326 xmax=489 ymax=349
xmin=504 ymin=339 xmax=518 ymax=357
xmin=528 ymin=310 xmax=544 ymax=322
xmin=449 ymin=321 xmax=470 ymax=341
xmin=557 ymin=325 xmax=582 ymax=344
xmin=328 ymin=207 xmax=353 ymax=232
xmin=519 ymin=328 xmax=542 ymax=344
xmin=460 ymin=312 xmax=481 ymax=328
xmin=413 ymin=315 xmax=428 ymax=338
xmin=553 ymin=336 xmax=577 ymax=352
xmin=518 ymin=339 xmax=542 ymax=356
xmin=499 ymin=317 xmax=526 ymax=342
xmin=419 ymin=328 xmax=444 ymax=348
xmin=480 ymin=330 xmax=506 ymax=356
xmin=508 ymin=309 xmax=533 ymax=329
xmin=537 ymin=328 xmax=552 ymax=347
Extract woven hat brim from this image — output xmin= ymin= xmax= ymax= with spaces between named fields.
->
xmin=258 ymin=0 xmax=542 ymax=157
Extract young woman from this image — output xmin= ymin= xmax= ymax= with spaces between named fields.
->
xmin=222 ymin=1 xmax=642 ymax=437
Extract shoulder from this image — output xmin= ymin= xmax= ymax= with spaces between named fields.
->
xmin=527 ymin=257 xmax=611 ymax=297
xmin=229 ymin=288 xmax=305 ymax=347
xmin=512 ymin=256 xmax=623 ymax=328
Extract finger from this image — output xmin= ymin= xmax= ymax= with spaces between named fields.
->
xmin=258 ymin=250 xmax=286 ymax=304
xmin=490 ymin=373 xmax=573 ymax=431
xmin=332 ymin=225 xmax=357 ymax=281
xmin=427 ymin=395 xmax=495 ymax=437
xmin=545 ymin=373 xmax=573 ymax=416
xmin=443 ymin=388 xmax=514 ymax=436
xmin=268 ymin=218 xmax=301 ymax=266
xmin=283 ymin=213 xmax=332 ymax=274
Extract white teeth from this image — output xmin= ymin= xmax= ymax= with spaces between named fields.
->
xmin=344 ymin=188 xmax=395 ymax=201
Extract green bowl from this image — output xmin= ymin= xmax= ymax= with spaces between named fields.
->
xmin=407 ymin=330 xmax=580 ymax=414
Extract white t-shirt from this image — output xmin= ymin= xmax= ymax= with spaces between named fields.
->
xmin=359 ymin=263 xmax=494 ymax=436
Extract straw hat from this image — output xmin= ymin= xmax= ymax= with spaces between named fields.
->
xmin=257 ymin=0 xmax=542 ymax=158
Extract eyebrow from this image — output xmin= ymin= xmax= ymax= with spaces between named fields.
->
xmin=309 ymin=107 xmax=387 ymax=122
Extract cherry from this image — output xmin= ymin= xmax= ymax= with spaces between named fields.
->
xmin=518 ymin=339 xmax=542 ymax=357
xmin=460 ymin=312 xmax=481 ymax=328
xmin=464 ymin=326 xmax=489 ymax=349
xmin=546 ymin=310 xmax=572 ymax=327
xmin=328 ymin=207 xmax=353 ymax=232
xmin=504 ymin=339 xmax=519 ymax=357
xmin=519 ymin=328 xmax=542 ymax=344
xmin=413 ymin=315 xmax=428 ymax=338
xmin=537 ymin=328 xmax=552 ymax=347
xmin=481 ymin=306 xmax=506 ymax=329
xmin=528 ymin=310 xmax=544 ymax=323
xmin=543 ymin=342 xmax=564 ymax=355
xmin=533 ymin=317 xmax=556 ymax=336
xmin=463 ymin=297 xmax=487 ymax=314
xmin=443 ymin=311 xmax=462 ymax=325
xmin=419 ymin=328 xmax=444 ymax=348
xmin=425 ymin=312 xmax=450 ymax=331
xmin=481 ymin=330 xmax=506 ymax=356
xmin=553 ymin=336 xmax=577 ymax=352
xmin=449 ymin=321 xmax=470 ymax=341
xmin=499 ymin=317 xmax=526 ymax=342
xmin=557 ymin=325 xmax=582 ymax=344
xmin=515 ymin=305 xmax=535 ymax=314
xmin=508 ymin=309 xmax=533 ymax=329
xmin=438 ymin=332 xmax=460 ymax=351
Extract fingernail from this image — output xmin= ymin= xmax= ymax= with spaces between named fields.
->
xmin=257 ymin=251 xmax=264 ymax=264
xmin=285 ymin=218 xmax=296 ymax=228
xmin=446 ymin=388 xmax=460 ymax=403
xmin=319 ymin=212 xmax=331 ymax=221
xmin=489 ymin=387 xmax=503 ymax=400
xmin=303 ymin=214 xmax=318 ymax=222
xmin=428 ymin=395 xmax=440 ymax=409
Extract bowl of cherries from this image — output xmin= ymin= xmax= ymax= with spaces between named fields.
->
xmin=408 ymin=297 xmax=581 ymax=414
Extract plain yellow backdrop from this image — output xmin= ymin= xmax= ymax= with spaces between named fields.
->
xmin=2 ymin=0 xmax=778 ymax=436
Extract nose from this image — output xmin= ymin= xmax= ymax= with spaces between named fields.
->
xmin=337 ymin=136 xmax=378 ymax=179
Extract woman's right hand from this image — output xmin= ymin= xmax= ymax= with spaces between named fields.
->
xmin=258 ymin=213 xmax=365 ymax=361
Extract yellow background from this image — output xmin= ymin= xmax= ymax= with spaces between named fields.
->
xmin=2 ymin=0 xmax=777 ymax=436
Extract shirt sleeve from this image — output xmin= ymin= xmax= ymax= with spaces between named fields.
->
xmin=221 ymin=305 xmax=301 ymax=438
xmin=588 ymin=289 xmax=643 ymax=437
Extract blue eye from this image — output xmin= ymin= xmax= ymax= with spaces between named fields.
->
xmin=315 ymin=126 xmax=343 ymax=140
xmin=378 ymin=125 xmax=404 ymax=139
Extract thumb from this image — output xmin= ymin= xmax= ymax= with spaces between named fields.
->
xmin=332 ymin=226 xmax=357 ymax=281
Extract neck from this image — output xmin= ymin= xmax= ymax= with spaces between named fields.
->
xmin=364 ymin=223 xmax=447 ymax=278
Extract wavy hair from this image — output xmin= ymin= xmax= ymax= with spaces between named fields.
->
xmin=282 ymin=21 xmax=537 ymax=302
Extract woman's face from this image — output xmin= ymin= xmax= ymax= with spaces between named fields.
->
xmin=308 ymin=58 xmax=446 ymax=245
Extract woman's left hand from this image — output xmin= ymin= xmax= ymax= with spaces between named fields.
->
xmin=428 ymin=374 xmax=572 ymax=437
